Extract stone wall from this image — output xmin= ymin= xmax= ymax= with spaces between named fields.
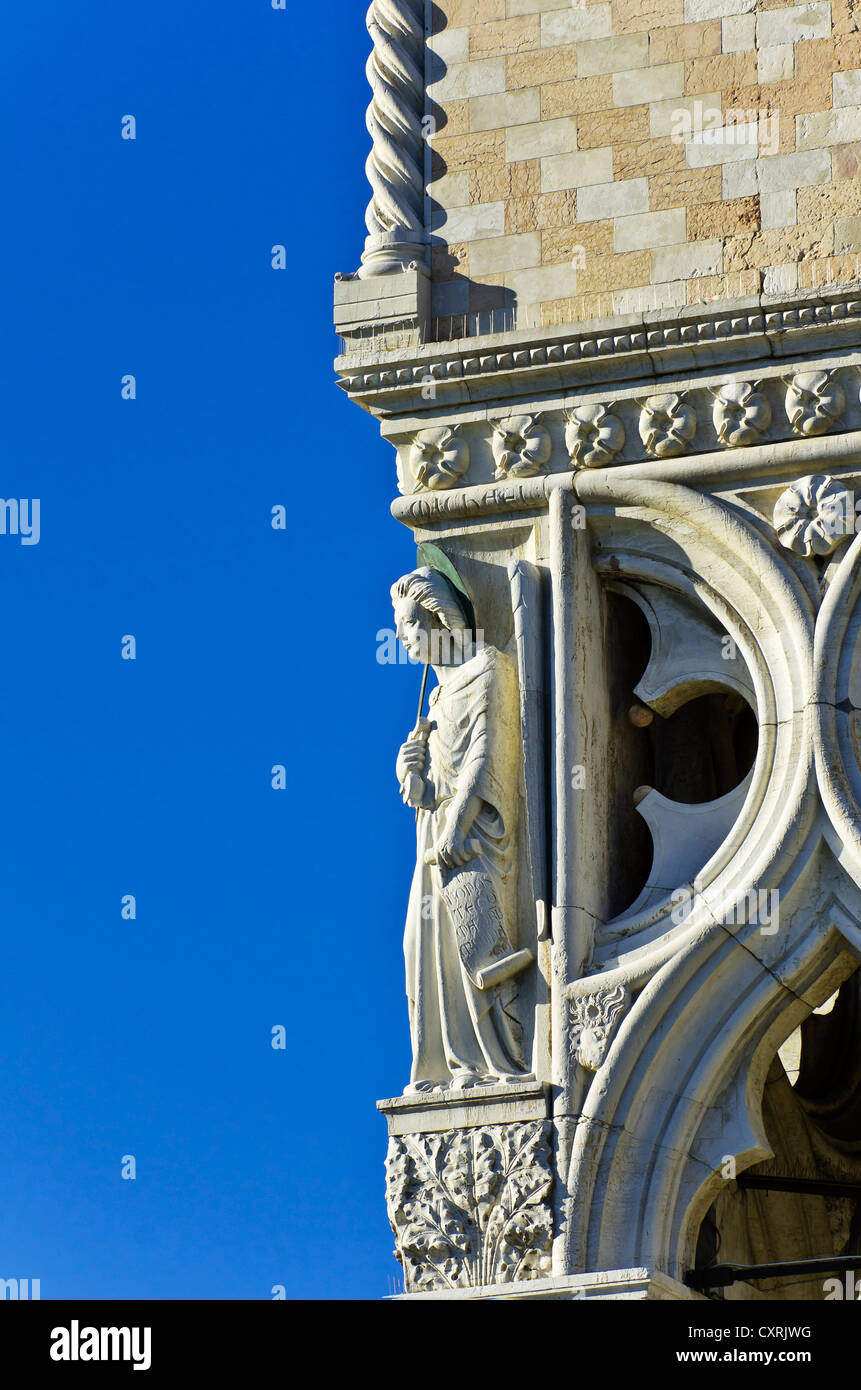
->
xmin=428 ymin=0 xmax=861 ymax=334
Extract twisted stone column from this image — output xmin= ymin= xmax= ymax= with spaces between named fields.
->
xmin=358 ymin=0 xmax=427 ymax=278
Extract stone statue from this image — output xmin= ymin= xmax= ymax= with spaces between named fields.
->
xmin=391 ymin=567 xmax=533 ymax=1093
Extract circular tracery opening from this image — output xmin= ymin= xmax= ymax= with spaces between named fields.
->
xmin=651 ymin=691 xmax=758 ymax=804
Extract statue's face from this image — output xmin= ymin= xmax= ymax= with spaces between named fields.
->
xmin=394 ymin=596 xmax=433 ymax=664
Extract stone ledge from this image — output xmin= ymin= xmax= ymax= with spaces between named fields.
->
xmin=389 ymin=1267 xmax=703 ymax=1300
xmin=334 ymin=269 xmax=429 ymax=342
xmin=334 ymin=284 xmax=861 ymax=419
xmin=378 ymin=1080 xmax=551 ymax=1134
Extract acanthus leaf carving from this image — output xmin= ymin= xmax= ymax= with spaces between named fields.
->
xmin=385 ymin=1121 xmax=553 ymax=1291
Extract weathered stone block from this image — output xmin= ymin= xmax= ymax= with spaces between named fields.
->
xmin=573 ymin=249 xmax=653 ymax=292
xmin=651 ymin=238 xmax=724 ymax=282
xmin=469 ymin=15 xmax=541 ymax=60
xmin=757 ymin=43 xmax=795 ymax=83
xmin=505 ymin=189 xmax=578 ymax=236
xmin=685 ymin=133 xmax=759 ymax=168
xmin=540 ymin=146 xmax=613 ymax=193
xmin=613 ymin=0 xmax=685 ymax=32
xmin=684 ymin=0 xmax=755 ymax=18
xmin=834 ymin=69 xmax=861 ymax=106
xmin=798 ymin=105 xmax=861 ymax=147
xmin=756 ymin=148 xmax=831 ymax=194
xmin=649 ymin=20 xmax=722 ymax=63
xmin=722 ymin=159 xmax=759 ymax=197
xmin=432 ymin=201 xmax=505 ymax=242
xmin=834 ymin=214 xmax=861 ymax=252
xmin=649 ymin=165 xmax=722 ymax=210
xmin=470 ymin=87 xmax=541 ymax=132
xmin=506 ymin=45 xmax=579 ymax=91
xmin=758 ymin=1 xmax=833 ymax=47
xmin=650 ymin=90 xmax=722 ymax=139
xmin=430 ymin=58 xmax=507 ymax=103
xmin=617 ymin=137 xmax=689 ymax=180
xmin=432 ymin=130 xmax=505 ymax=174
xmin=506 ymin=116 xmax=578 ymax=162
xmin=577 ymin=104 xmax=650 ymax=149
xmin=470 ymin=231 xmax=541 ymax=276
xmin=685 ymin=51 xmax=758 ymax=93
xmin=578 ymin=177 xmax=650 ymax=222
xmin=614 ymin=207 xmax=687 ymax=252
xmin=760 ymin=189 xmax=798 ymax=229
xmin=506 ymin=263 xmax=584 ymax=303
xmin=540 ymin=3 xmax=612 ymax=47
xmin=577 ymin=32 xmax=649 ymax=78
xmin=614 ymin=62 xmax=684 ymax=107
xmin=688 ymin=194 xmax=760 ymax=236
xmin=723 ymin=13 xmax=757 ymax=50
xmin=540 ymin=74 xmax=613 ymax=120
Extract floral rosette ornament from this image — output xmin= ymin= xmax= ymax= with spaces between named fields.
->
xmin=638 ymin=392 xmax=696 ymax=459
xmin=712 ymin=380 xmax=772 ymax=448
xmin=784 ymin=370 xmax=845 ymax=437
xmin=409 ymin=425 xmax=469 ymax=491
xmin=772 ymin=474 xmax=850 ymax=557
xmin=491 ymin=414 xmax=551 ymax=480
xmin=564 ymin=403 xmax=625 ymax=468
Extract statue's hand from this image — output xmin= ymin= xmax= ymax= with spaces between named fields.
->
xmin=396 ymin=737 xmax=427 ymax=786
xmin=433 ymin=827 xmax=478 ymax=870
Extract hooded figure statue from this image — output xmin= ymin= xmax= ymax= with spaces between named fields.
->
xmin=391 ymin=567 xmax=531 ymax=1093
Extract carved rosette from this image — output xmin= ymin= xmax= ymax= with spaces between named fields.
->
xmin=568 ymin=984 xmax=629 ymax=1070
xmin=491 ymin=414 xmax=552 ymax=480
xmin=638 ymin=393 xmax=697 ymax=458
xmin=712 ymin=381 xmax=771 ymax=447
xmin=410 ymin=425 xmax=469 ymax=491
xmin=385 ymin=1121 xmax=553 ymax=1291
xmin=358 ymin=0 xmax=427 ymax=277
xmin=565 ymin=403 xmax=625 ymax=468
xmin=784 ymin=370 xmax=845 ymax=436
xmin=773 ymin=473 xmax=851 ymax=557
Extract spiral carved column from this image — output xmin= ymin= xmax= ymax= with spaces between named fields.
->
xmin=358 ymin=0 xmax=427 ymax=278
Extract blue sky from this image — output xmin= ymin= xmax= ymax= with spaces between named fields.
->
xmin=0 ymin=0 xmax=420 ymax=1298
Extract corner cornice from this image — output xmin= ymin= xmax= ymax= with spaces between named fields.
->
xmin=334 ymin=284 xmax=861 ymax=420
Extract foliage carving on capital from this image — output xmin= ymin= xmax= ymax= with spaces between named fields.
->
xmin=385 ymin=1122 xmax=553 ymax=1292
xmin=410 ymin=425 xmax=469 ymax=491
xmin=638 ymin=393 xmax=696 ymax=458
xmin=784 ymin=370 xmax=845 ymax=437
xmin=491 ymin=414 xmax=552 ymax=480
xmin=712 ymin=381 xmax=772 ymax=448
xmin=565 ymin=403 xmax=625 ymax=468
xmin=773 ymin=474 xmax=851 ymax=558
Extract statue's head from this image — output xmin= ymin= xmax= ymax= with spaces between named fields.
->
xmin=391 ymin=567 xmax=471 ymax=667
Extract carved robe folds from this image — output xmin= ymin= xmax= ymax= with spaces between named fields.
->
xmin=405 ymin=645 xmax=527 ymax=1089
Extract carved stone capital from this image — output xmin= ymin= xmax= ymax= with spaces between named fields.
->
xmin=385 ymin=1121 xmax=554 ymax=1292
